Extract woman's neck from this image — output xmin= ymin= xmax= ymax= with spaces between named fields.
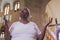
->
xmin=20 ymin=18 xmax=29 ymax=24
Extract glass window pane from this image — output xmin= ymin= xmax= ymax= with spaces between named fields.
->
xmin=4 ymin=5 xmax=10 ymax=15
xmin=17 ymin=2 xmax=20 ymax=9
xmin=15 ymin=4 xmax=17 ymax=10
xmin=14 ymin=2 xmax=20 ymax=10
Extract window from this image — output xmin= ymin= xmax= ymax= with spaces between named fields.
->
xmin=4 ymin=4 xmax=10 ymax=15
xmin=14 ymin=1 xmax=20 ymax=11
xmin=3 ymin=3 xmax=11 ymax=21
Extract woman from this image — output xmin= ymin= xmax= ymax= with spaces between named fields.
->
xmin=5 ymin=7 xmax=52 ymax=40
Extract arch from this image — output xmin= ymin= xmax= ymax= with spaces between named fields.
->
xmin=3 ymin=3 xmax=10 ymax=15
xmin=13 ymin=0 xmax=20 ymax=11
xmin=3 ymin=3 xmax=10 ymax=10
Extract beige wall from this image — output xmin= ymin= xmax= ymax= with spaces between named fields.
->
xmin=46 ymin=0 xmax=60 ymax=24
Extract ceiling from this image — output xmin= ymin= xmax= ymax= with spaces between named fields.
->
xmin=0 ymin=4 xmax=1 ymax=11
xmin=0 ymin=0 xmax=2 ymax=5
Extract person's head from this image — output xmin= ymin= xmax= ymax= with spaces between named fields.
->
xmin=19 ymin=7 xmax=30 ymax=19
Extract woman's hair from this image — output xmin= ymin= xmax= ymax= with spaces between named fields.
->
xmin=26 ymin=7 xmax=32 ymax=18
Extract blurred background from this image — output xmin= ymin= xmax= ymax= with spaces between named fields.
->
xmin=0 ymin=0 xmax=60 ymax=40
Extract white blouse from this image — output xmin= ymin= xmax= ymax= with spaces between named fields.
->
xmin=9 ymin=21 xmax=41 ymax=40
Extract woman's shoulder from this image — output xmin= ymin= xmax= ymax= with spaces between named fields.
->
xmin=30 ymin=21 xmax=37 ymax=25
xmin=12 ymin=21 xmax=20 ymax=25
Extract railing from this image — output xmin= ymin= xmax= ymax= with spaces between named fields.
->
xmin=46 ymin=27 xmax=56 ymax=40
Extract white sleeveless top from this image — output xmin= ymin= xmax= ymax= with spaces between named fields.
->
xmin=9 ymin=21 xmax=41 ymax=40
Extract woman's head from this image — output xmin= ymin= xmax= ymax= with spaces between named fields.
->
xmin=19 ymin=7 xmax=30 ymax=19
xmin=19 ymin=7 xmax=32 ymax=20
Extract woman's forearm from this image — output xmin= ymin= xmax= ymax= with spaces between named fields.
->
xmin=38 ymin=26 xmax=47 ymax=40
xmin=39 ymin=18 xmax=53 ymax=40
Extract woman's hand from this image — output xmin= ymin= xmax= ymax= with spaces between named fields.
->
xmin=39 ymin=18 xmax=53 ymax=40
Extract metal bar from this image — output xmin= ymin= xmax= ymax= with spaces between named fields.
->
xmin=48 ymin=24 xmax=60 ymax=26
xmin=55 ymin=18 xmax=58 ymax=24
